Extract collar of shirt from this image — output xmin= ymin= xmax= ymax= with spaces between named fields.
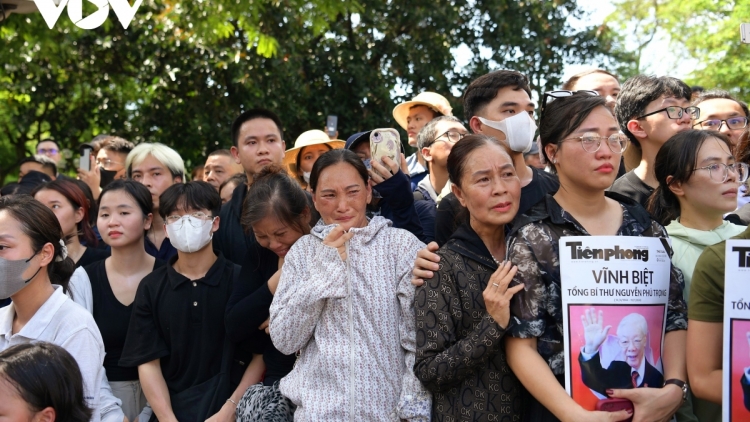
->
xmin=544 ymin=193 xmax=650 ymax=237
xmin=166 ymin=253 xmax=226 ymax=290
xmin=0 ymin=286 xmax=66 ymax=342
xmin=630 ymin=356 xmax=647 ymax=387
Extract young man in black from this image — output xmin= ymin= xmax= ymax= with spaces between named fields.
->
xmin=610 ymin=75 xmax=695 ymax=207
xmin=120 ymin=181 xmax=248 ymax=421
xmin=434 ymin=70 xmax=560 ymax=245
xmin=213 ymin=108 xmax=286 ymax=263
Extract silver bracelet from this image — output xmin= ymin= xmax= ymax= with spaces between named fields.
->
xmin=226 ymin=398 xmax=237 ymax=407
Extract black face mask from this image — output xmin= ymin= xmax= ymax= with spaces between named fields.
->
xmin=99 ymin=167 xmax=118 ymax=189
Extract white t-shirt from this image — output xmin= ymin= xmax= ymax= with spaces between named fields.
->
xmin=0 ymin=285 xmax=123 ymax=422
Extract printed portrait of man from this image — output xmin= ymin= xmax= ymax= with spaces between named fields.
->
xmin=578 ymin=309 xmax=664 ymax=396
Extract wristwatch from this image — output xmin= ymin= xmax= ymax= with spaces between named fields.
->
xmin=663 ymin=379 xmax=688 ymax=402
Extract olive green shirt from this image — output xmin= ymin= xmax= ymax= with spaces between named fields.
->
xmin=689 ymin=226 xmax=750 ymax=322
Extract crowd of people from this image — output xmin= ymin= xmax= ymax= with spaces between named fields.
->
xmin=0 ymin=67 xmax=749 ymax=422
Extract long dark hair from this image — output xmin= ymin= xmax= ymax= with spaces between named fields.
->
xmin=0 ymin=342 xmax=91 ymax=421
xmin=32 ymin=179 xmax=98 ymax=247
xmin=242 ymin=165 xmax=310 ymax=236
xmin=647 ymin=130 xmax=733 ymax=226
xmin=0 ymin=195 xmax=75 ymax=291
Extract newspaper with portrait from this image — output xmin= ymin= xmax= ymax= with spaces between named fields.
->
xmin=560 ymin=236 xmax=672 ymax=413
xmin=722 ymin=239 xmax=750 ymax=421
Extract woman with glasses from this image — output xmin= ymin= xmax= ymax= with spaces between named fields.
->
xmin=649 ymin=130 xmax=748 ymax=421
xmin=504 ymin=91 xmax=688 ymax=421
xmin=648 ymin=130 xmax=746 ymax=299
xmin=68 ymin=180 xmax=163 ymax=421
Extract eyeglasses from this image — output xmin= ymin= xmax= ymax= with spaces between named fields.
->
xmin=560 ymin=132 xmax=630 ymax=154
xmin=693 ymin=162 xmax=749 ymax=183
xmin=432 ymin=130 xmax=467 ymax=145
xmin=539 ymin=90 xmax=599 ymax=126
xmin=693 ymin=117 xmax=748 ymax=131
xmin=165 ymin=212 xmax=215 ymax=228
xmin=636 ymin=106 xmax=700 ymax=120
xmin=618 ymin=337 xmax=644 ymax=348
xmin=37 ymin=148 xmax=59 ymax=155
xmin=96 ymin=158 xmax=124 ymax=168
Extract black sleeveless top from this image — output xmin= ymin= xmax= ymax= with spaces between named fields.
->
xmin=84 ymin=259 xmax=165 ymax=381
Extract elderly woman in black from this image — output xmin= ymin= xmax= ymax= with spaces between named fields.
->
xmin=414 ymin=134 xmax=525 ymax=421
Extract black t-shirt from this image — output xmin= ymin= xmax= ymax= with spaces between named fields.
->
xmin=225 ymin=243 xmax=296 ymax=386
xmin=120 ymin=253 xmax=240 ymax=393
xmin=434 ymin=167 xmax=560 ymax=246
xmin=76 ymin=246 xmax=110 ymax=268
xmin=85 ymin=259 xmax=164 ymax=381
xmin=609 ymin=170 xmax=654 ymax=209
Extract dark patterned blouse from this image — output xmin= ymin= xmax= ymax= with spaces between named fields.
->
xmin=414 ymin=223 xmax=524 ymax=422
xmin=506 ymin=193 xmax=687 ymax=375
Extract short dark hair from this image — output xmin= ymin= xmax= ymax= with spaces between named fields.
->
xmin=158 ymin=181 xmax=221 ymax=220
xmin=0 ymin=342 xmax=92 ymax=421
xmin=692 ymin=89 xmax=750 ymax=118
xmin=463 ymin=70 xmax=532 ymax=122
xmin=539 ymin=92 xmax=609 ymax=172
xmin=0 ymin=195 xmax=75 ymax=291
xmin=647 ymin=130 xmax=733 ymax=225
xmin=100 ymin=136 xmax=134 ymax=155
xmin=219 ymin=173 xmax=247 ymax=193
xmin=416 ymin=115 xmax=464 ymax=151
xmin=561 ymin=69 xmax=619 ymax=91
xmin=230 ymin=108 xmax=284 ymax=147
xmin=614 ymin=75 xmax=692 ymax=146
xmin=447 ymin=134 xmax=512 ymax=188
xmin=36 ymin=138 xmax=60 ymax=149
xmin=309 ymin=149 xmax=368 ymax=192
xmin=99 ymin=180 xmax=153 ymax=219
xmin=242 ymin=165 xmax=309 ymax=235
xmin=208 ymin=149 xmax=233 ymax=158
xmin=20 ymin=156 xmax=57 ymax=177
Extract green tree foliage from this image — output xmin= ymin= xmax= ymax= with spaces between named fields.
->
xmin=606 ymin=0 xmax=750 ymax=100
xmin=1 ymin=0 xmax=628 ymax=183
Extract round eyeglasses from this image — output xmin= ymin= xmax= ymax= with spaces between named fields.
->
xmin=165 ymin=212 xmax=215 ymax=228
xmin=560 ymin=132 xmax=629 ymax=154
xmin=694 ymin=117 xmax=749 ymax=131
xmin=693 ymin=162 xmax=750 ymax=183
xmin=432 ymin=130 xmax=467 ymax=145
xmin=636 ymin=106 xmax=700 ymax=120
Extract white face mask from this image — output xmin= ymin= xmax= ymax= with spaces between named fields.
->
xmin=477 ymin=112 xmax=537 ymax=153
xmin=302 ymin=171 xmax=311 ymax=184
xmin=166 ymin=216 xmax=215 ymax=253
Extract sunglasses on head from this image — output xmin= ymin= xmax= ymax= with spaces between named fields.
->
xmin=538 ymin=90 xmax=599 ymax=126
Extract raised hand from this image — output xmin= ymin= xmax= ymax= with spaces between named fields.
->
xmin=582 ymin=308 xmax=611 ymax=354
xmin=323 ymin=224 xmax=354 ymax=261
xmin=483 ymin=261 xmax=523 ymax=329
